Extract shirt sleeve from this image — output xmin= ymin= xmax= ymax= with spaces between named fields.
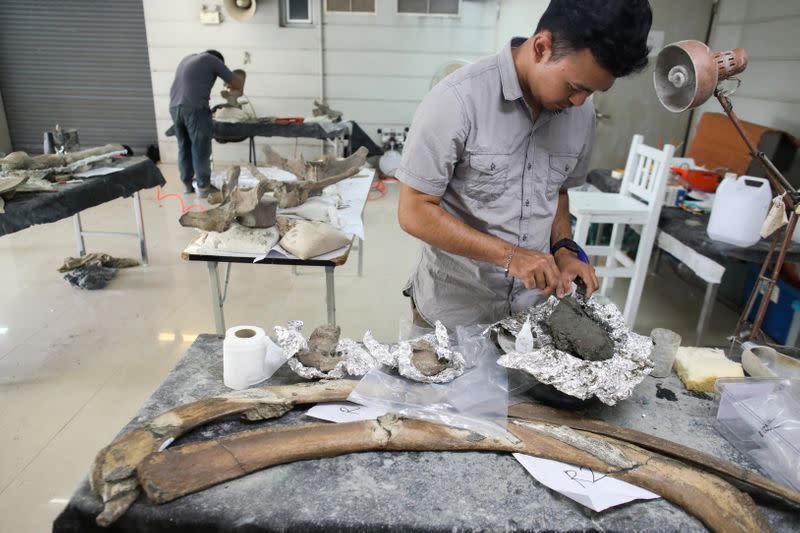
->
xmin=212 ymin=57 xmax=236 ymax=84
xmin=563 ymin=102 xmax=597 ymax=189
xmin=396 ymin=83 xmax=469 ymax=197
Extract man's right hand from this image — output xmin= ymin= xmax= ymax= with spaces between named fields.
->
xmin=508 ymin=248 xmax=563 ymax=296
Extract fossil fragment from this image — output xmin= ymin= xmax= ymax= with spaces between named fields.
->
xmin=261 ymin=145 xmax=307 ymax=180
xmin=507 ymin=402 xmax=800 ymax=507
xmin=279 ymin=322 xmax=379 ymax=379
xmin=0 ymin=144 xmax=126 ymax=172
xmin=547 ymin=297 xmax=615 ymax=361
xmin=88 ymin=382 xmax=800 ymax=527
xmin=259 ymin=145 xmax=368 ymax=208
xmin=395 ymin=322 xmax=466 ymax=383
xmin=0 ymin=175 xmax=28 ymax=196
xmin=237 ymin=195 xmax=277 ymax=228
xmin=179 ymin=166 xmax=277 ymax=232
xmin=90 ymin=380 xmax=357 ymax=526
xmin=312 ymin=98 xmax=343 ymax=121
xmin=295 ymin=325 xmax=344 ymax=372
xmin=135 ymin=415 xmax=774 ymax=533
xmin=493 ymin=297 xmax=653 ymax=405
xmin=410 ymin=339 xmax=449 ymax=376
xmin=220 ymin=69 xmax=247 ymax=107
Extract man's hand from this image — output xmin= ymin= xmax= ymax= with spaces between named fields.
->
xmin=508 ymin=248 xmax=562 ymax=296
xmin=554 ymin=249 xmax=599 ymax=299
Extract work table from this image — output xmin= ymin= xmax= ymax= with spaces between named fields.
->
xmin=54 ymin=334 xmax=800 ymax=532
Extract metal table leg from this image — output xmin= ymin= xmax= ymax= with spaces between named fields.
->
xmin=357 ymin=237 xmax=364 ymax=277
xmin=696 ymin=282 xmax=719 ymax=346
xmin=207 ymin=261 xmax=231 ymax=337
xmin=325 ymin=265 xmax=336 ymax=325
xmin=249 ymin=137 xmax=257 ymax=164
xmin=73 ymin=213 xmax=86 ymax=257
xmin=649 ymin=246 xmax=663 ymax=276
xmin=132 ymin=191 xmax=149 ymax=266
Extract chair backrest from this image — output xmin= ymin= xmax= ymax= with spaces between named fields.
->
xmin=620 ymin=134 xmax=676 ymax=210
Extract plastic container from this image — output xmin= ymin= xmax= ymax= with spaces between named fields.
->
xmin=741 ymin=343 xmax=800 ymax=379
xmin=715 ymin=377 xmax=799 ymax=491
xmin=670 ymin=166 xmax=722 ymax=192
xmin=707 ymin=175 xmax=772 ymax=247
xmin=650 ymin=328 xmax=682 ymax=378
xmin=744 ymin=265 xmax=800 ymax=345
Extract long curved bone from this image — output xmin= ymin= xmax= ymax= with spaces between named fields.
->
xmin=89 ymin=377 xmax=800 ymax=527
xmin=508 ymin=402 xmax=800 ymax=507
xmin=136 ymin=415 xmax=771 ymax=533
xmin=90 ymin=380 xmax=356 ymax=526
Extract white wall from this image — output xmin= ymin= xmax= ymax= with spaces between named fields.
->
xmin=144 ymin=0 xmax=498 ymax=164
xmin=495 ymin=0 xmax=547 ymax=51
xmin=0 ymin=89 xmax=11 ymax=155
xmin=323 ymin=0 xmax=497 ymax=137
xmin=690 ymin=0 xmax=800 ymax=139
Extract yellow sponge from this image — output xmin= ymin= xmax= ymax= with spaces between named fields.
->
xmin=673 ymin=347 xmax=744 ymax=392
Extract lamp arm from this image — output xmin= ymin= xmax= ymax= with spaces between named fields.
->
xmin=715 ymin=91 xmax=797 ymax=209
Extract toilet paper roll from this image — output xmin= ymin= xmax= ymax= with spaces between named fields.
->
xmin=224 ymin=325 xmax=268 ymax=390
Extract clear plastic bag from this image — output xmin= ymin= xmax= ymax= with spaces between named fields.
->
xmin=715 ymin=377 xmax=800 ymax=491
xmin=348 ymin=324 xmax=510 ymax=439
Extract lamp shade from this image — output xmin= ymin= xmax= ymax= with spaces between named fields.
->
xmin=654 ymin=40 xmax=748 ymax=112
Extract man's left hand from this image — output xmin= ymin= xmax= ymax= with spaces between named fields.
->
xmin=554 ymin=249 xmax=599 ymax=299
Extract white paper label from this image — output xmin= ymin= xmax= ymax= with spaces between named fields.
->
xmin=305 ymin=402 xmax=387 ymax=423
xmin=513 ymin=454 xmax=660 ymax=512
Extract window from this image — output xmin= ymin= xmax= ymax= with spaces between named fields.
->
xmin=398 ymin=0 xmax=459 ymax=15
xmin=327 ymin=0 xmax=376 ymax=13
xmin=283 ymin=0 xmax=312 ymax=25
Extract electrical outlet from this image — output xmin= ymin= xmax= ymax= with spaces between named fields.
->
xmin=200 ymin=9 xmax=222 ymax=25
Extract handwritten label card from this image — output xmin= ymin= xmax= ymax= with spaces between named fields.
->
xmin=305 ymin=402 xmax=387 ymax=423
xmin=513 ymin=454 xmax=660 ymax=512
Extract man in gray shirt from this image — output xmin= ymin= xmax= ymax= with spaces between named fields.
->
xmin=169 ymin=50 xmax=242 ymax=196
xmin=397 ymin=0 xmax=653 ymax=329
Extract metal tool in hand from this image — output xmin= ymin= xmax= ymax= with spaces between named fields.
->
xmin=573 ymin=248 xmax=591 ymax=302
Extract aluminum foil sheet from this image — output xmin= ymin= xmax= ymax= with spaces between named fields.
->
xmin=363 ymin=330 xmax=396 ymax=367
xmin=395 ymin=321 xmax=467 ymax=384
xmin=493 ymin=297 xmax=653 ymax=405
xmin=276 ymin=322 xmax=380 ymax=379
xmin=276 ymin=321 xmax=466 ymax=384
xmin=337 ymin=338 xmax=380 ymax=376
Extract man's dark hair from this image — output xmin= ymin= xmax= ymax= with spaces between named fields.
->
xmin=206 ymin=49 xmax=225 ymax=63
xmin=535 ymin=0 xmax=652 ymax=78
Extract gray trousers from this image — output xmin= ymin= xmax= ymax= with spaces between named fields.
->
xmin=170 ymin=105 xmax=213 ymax=188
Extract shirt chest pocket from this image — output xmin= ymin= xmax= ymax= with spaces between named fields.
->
xmin=546 ymin=153 xmax=579 ymax=198
xmin=464 ymin=153 xmax=510 ymax=203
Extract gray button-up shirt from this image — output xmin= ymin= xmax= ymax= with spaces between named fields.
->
xmin=397 ymin=37 xmax=596 ymax=329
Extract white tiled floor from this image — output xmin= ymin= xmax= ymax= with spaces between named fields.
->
xmin=0 ymin=163 xmax=738 ymax=531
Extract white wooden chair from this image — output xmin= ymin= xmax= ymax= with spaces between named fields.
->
xmin=568 ymin=134 xmax=675 ymax=327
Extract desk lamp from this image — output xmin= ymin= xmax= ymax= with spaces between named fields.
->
xmin=654 ymin=40 xmax=799 ymax=342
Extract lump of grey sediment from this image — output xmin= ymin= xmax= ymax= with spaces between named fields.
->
xmin=547 ymin=297 xmax=615 ymax=361
xmin=410 ymin=340 xmax=449 ymax=376
xmin=295 ymin=325 xmax=343 ymax=371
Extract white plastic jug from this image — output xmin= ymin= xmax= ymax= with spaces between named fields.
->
xmin=707 ymin=175 xmax=772 ymax=247
xmin=794 ymin=220 xmax=800 ymax=245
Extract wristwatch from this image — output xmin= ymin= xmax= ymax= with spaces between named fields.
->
xmin=551 ymin=238 xmax=581 ymax=256
xmin=551 ymin=238 xmax=590 ymax=264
